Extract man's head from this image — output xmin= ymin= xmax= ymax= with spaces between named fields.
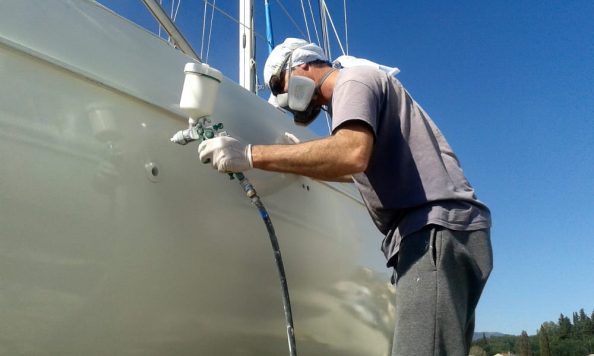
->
xmin=264 ymin=38 xmax=335 ymax=126
xmin=264 ymin=38 xmax=328 ymax=92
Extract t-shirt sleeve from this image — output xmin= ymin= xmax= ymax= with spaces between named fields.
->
xmin=330 ymin=78 xmax=380 ymax=136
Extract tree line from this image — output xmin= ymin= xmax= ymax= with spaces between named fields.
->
xmin=470 ymin=307 xmax=594 ymax=356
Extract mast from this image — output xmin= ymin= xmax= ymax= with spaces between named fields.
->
xmin=239 ymin=0 xmax=256 ymax=92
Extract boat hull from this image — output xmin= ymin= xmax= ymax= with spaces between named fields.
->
xmin=0 ymin=1 xmax=394 ymax=354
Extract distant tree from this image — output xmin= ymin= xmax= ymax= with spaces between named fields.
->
xmin=475 ymin=332 xmax=491 ymax=354
xmin=559 ymin=313 xmax=572 ymax=340
xmin=579 ymin=309 xmax=589 ymax=322
xmin=552 ymin=338 xmax=583 ymax=356
xmin=541 ymin=321 xmax=559 ymax=336
xmin=579 ymin=308 xmax=593 ymax=336
xmin=574 ymin=309 xmax=583 ymax=338
xmin=539 ymin=325 xmax=552 ymax=356
xmin=518 ymin=330 xmax=533 ymax=356
xmin=482 ymin=335 xmax=517 ymax=354
xmin=469 ymin=345 xmax=487 ymax=356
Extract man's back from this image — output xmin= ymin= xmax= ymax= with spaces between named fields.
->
xmin=330 ymin=66 xmax=491 ymax=263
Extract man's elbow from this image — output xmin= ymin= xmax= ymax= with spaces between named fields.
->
xmin=332 ymin=125 xmax=373 ymax=174
xmin=346 ymin=150 xmax=370 ymax=173
xmin=353 ymin=157 xmax=369 ymax=173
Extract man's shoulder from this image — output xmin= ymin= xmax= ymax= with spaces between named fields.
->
xmin=338 ymin=66 xmax=386 ymax=83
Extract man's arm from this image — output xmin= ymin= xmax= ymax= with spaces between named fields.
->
xmin=252 ymin=121 xmax=374 ymax=181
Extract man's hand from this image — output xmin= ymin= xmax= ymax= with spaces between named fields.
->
xmin=198 ymin=136 xmax=253 ymax=173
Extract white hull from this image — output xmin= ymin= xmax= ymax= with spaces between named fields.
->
xmin=0 ymin=1 xmax=393 ymax=354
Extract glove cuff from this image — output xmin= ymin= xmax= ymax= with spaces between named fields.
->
xmin=246 ymin=144 xmax=253 ymax=168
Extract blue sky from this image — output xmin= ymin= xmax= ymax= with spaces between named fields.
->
xmin=98 ymin=0 xmax=594 ymax=335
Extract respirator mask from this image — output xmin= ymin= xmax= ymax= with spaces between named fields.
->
xmin=269 ymin=51 xmax=335 ymax=126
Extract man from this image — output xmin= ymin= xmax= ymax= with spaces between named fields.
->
xmin=198 ymin=38 xmax=493 ymax=355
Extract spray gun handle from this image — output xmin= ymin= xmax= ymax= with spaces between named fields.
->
xmin=171 ymin=120 xmax=242 ymax=180
xmin=204 ymin=124 xmax=237 ymax=180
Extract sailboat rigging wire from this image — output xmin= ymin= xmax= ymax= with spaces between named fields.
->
xmin=167 ymin=0 xmax=177 ymax=43
xmin=274 ymin=0 xmax=308 ymax=39
xmin=200 ymin=1 xmax=272 ymax=49
xmin=343 ymin=0 xmax=348 ymax=55
xmin=307 ymin=0 xmax=321 ymax=45
xmin=158 ymin=0 xmax=163 ymax=38
xmin=321 ymin=1 xmax=346 ymax=56
xmin=324 ymin=110 xmax=332 ymax=135
xmin=200 ymin=0 xmax=208 ymax=58
xmin=319 ymin=0 xmax=330 ymax=59
xmin=205 ymin=0 xmax=216 ymax=63
xmin=299 ymin=0 xmax=311 ymax=42
xmin=173 ymin=0 xmax=182 ymax=22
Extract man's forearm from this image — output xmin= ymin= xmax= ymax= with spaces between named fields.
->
xmin=251 ymin=124 xmax=373 ymax=181
xmin=251 ymin=141 xmax=354 ymax=180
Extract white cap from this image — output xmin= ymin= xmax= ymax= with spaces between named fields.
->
xmin=263 ymin=38 xmax=327 ymax=88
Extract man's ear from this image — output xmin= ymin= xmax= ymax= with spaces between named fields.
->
xmin=298 ymin=63 xmax=310 ymax=71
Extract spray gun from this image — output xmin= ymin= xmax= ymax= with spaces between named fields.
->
xmin=170 ymin=63 xmax=297 ymax=356
xmin=170 ymin=116 xmax=237 ymax=177
xmin=170 ymin=63 xmax=241 ymax=181
xmin=170 ymin=117 xmax=224 ymax=146
xmin=171 ymin=62 xmax=224 ymax=146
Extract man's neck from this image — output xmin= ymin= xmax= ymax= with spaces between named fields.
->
xmin=317 ymin=68 xmax=339 ymax=105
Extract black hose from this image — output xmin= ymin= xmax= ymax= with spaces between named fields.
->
xmin=170 ymin=126 xmax=296 ymax=354
xmin=235 ymin=173 xmax=297 ymax=356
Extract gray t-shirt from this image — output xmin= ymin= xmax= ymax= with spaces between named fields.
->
xmin=330 ymin=66 xmax=491 ymax=266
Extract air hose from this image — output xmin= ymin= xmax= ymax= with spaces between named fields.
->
xmin=171 ymin=119 xmax=297 ymax=356
xmin=234 ymin=172 xmax=297 ymax=356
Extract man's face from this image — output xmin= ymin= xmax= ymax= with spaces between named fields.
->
xmin=270 ymin=65 xmax=324 ymax=107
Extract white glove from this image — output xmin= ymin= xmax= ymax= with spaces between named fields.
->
xmin=197 ymin=136 xmax=253 ymax=173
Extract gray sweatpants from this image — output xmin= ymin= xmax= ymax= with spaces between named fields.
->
xmin=391 ymin=225 xmax=493 ymax=356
